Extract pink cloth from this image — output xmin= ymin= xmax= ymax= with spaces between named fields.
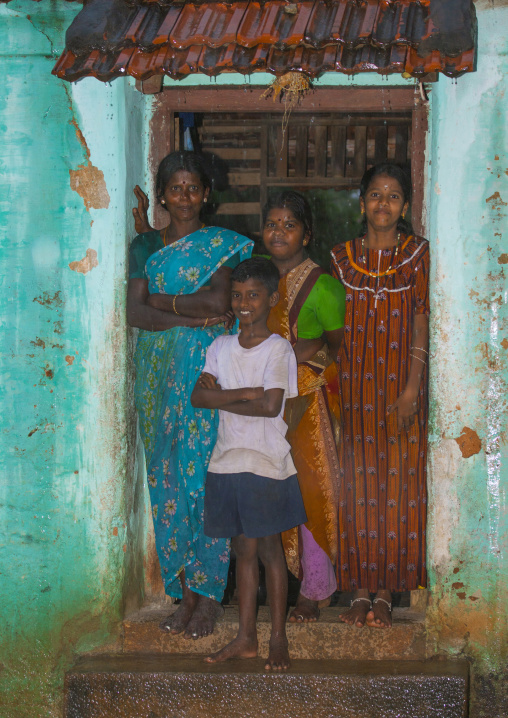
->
xmin=299 ymin=524 xmax=337 ymax=601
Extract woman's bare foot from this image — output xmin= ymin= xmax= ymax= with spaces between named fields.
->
xmin=265 ymin=635 xmax=290 ymax=671
xmin=204 ymin=634 xmax=258 ymax=663
xmin=159 ymin=590 xmax=199 ymax=634
xmin=184 ymin=595 xmax=224 ymax=639
xmin=366 ymin=592 xmax=392 ymax=628
xmin=288 ymin=594 xmax=320 ymax=623
xmin=339 ymin=591 xmax=371 ymax=627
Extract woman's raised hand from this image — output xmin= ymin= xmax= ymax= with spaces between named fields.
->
xmin=133 ymin=185 xmax=153 ymax=234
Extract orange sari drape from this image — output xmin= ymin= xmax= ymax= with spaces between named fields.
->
xmin=267 ymin=259 xmax=341 ymax=578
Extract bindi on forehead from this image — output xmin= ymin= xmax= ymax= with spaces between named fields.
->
xmin=368 ymin=176 xmax=403 ymax=193
xmin=268 ymin=211 xmax=298 ymax=221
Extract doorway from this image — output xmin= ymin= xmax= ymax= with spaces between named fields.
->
xmin=143 ymin=85 xmax=428 ymax=608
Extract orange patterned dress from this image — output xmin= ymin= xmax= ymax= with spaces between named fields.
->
xmin=331 ymin=235 xmax=429 ymax=592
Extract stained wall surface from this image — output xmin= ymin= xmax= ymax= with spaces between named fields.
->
xmin=0 ymin=2 xmax=152 ymax=715
xmin=425 ymin=5 xmax=508 ymax=712
xmin=0 ymin=1 xmax=506 ymax=717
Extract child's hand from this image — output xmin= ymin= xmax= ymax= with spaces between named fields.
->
xmin=198 ymin=372 xmax=222 ymax=390
xmin=203 ymin=314 xmax=229 ymax=328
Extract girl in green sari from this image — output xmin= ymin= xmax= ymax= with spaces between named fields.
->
xmin=128 ymin=152 xmax=252 ymax=639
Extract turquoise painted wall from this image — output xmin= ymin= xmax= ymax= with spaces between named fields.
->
xmin=0 ymin=3 xmax=152 ymax=715
xmin=425 ymin=4 xmax=508 ymax=707
xmin=0 ymin=1 xmax=506 ymax=716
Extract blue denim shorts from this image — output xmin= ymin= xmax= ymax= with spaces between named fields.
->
xmin=204 ymin=471 xmax=307 ymax=539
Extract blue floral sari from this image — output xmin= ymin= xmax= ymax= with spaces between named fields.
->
xmin=134 ymin=226 xmax=253 ymax=600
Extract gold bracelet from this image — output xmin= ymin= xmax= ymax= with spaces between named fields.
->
xmin=172 ymin=295 xmax=180 ymax=315
xmin=411 ymin=346 xmax=429 ymax=355
xmin=203 ymin=317 xmax=209 ymax=328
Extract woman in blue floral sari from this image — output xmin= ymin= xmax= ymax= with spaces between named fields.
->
xmin=128 ymin=152 xmax=253 ymax=639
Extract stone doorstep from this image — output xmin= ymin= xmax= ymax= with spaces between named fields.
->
xmin=122 ymin=605 xmax=427 ymax=661
xmin=65 ymin=655 xmax=469 ymax=718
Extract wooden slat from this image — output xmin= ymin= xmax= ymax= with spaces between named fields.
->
xmin=173 ymin=116 xmax=180 ymax=152
xmin=199 ymin=123 xmax=263 ymax=132
xmin=209 ymin=148 xmax=261 ymax=160
xmin=227 ymin=172 xmax=261 ymax=186
xmin=276 ymin=126 xmax=288 ymax=178
xmin=295 ymin=126 xmax=308 ymax=177
xmin=330 ymin=126 xmax=346 ymax=177
xmin=201 ymin=114 xmax=412 ymax=127
xmin=375 ymin=125 xmax=388 ymax=164
xmin=353 ymin=126 xmax=368 ymax=177
xmin=160 ymin=87 xmax=417 ymax=113
xmin=395 ymin=125 xmax=409 ymax=164
xmin=215 ymin=202 xmax=261 ymax=215
xmin=266 ymin=177 xmax=358 ymax=188
xmin=411 ymin=95 xmax=428 ymax=237
xmin=259 ymin=124 xmax=268 ymax=233
xmin=314 ymin=125 xmax=328 ymax=178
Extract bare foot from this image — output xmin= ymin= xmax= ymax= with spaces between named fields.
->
xmin=159 ymin=592 xmax=198 ymax=634
xmin=184 ymin=595 xmax=224 ymax=639
xmin=288 ymin=594 xmax=320 ymax=623
xmin=339 ymin=595 xmax=371 ymax=627
xmin=366 ymin=595 xmax=392 ymax=628
xmin=204 ymin=635 xmax=258 ymax=663
xmin=265 ymin=635 xmax=290 ymax=671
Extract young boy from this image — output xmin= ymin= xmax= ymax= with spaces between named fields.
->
xmin=191 ymin=257 xmax=306 ymax=671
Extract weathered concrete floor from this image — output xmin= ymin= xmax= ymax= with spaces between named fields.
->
xmin=65 ymin=654 xmax=469 ymax=718
xmin=121 ymin=605 xmax=427 ymax=661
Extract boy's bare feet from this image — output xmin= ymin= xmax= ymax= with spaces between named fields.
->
xmin=339 ymin=592 xmax=371 ymax=627
xmin=265 ymin=635 xmax=290 ymax=671
xmin=366 ymin=592 xmax=392 ymax=628
xmin=159 ymin=590 xmax=199 ymax=634
xmin=205 ymin=635 xmax=258 ymax=663
xmin=184 ymin=595 xmax=224 ymax=639
xmin=288 ymin=594 xmax=320 ymax=623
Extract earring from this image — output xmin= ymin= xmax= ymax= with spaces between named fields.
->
xmin=361 ymin=208 xmax=364 ymax=215
xmin=402 ymin=212 xmax=406 ymax=219
xmin=161 ymin=200 xmax=165 ymax=205
xmin=203 ymin=198 xmax=208 ymax=203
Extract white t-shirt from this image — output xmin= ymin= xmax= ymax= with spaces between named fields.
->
xmin=203 ymin=333 xmax=298 ymax=480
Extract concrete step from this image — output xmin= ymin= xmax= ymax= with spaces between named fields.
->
xmin=122 ymin=605 xmax=427 ymax=661
xmin=65 ymin=654 xmax=468 ymax=718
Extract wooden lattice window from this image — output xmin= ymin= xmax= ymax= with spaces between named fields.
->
xmin=148 ymin=88 xmax=426 ymax=269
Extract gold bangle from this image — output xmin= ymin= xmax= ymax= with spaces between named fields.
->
xmin=172 ymin=295 xmax=180 ymax=315
xmin=203 ymin=317 xmax=209 ymax=328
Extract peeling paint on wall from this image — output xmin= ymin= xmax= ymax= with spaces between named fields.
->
xmin=454 ymin=426 xmax=482 ymax=458
xmin=68 ymin=248 xmax=99 ymax=274
xmin=69 ymin=163 xmax=110 ymax=211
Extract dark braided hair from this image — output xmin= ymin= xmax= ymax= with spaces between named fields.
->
xmin=155 ymin=151 xmax=211 ymax=208
xmin=359 ymin=163 xmax=413 ymax=236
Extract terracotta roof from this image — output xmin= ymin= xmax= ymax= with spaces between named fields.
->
xmin=52 ymin=0 xmax=476 ymax=82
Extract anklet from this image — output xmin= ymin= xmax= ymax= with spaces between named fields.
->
xmin=350 ymin=597 xmax=372 ymax=608
xmin=373 ymin=597 xmax=392 ymax=611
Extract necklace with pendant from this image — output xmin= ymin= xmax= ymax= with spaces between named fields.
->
xmin=355 ymin=233 xmax=408 ymax=308
xmin=359 ymin=233 xmax=401 ymax=276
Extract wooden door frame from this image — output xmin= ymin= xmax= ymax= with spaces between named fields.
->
xmin=143 ymin=84 xmax=429 ymax=603
xmin=149 ymin=86 xmax=428 ymax=237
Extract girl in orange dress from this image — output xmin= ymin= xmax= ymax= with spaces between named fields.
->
xmin=330 ymin=164 xmax=429 ymax=628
